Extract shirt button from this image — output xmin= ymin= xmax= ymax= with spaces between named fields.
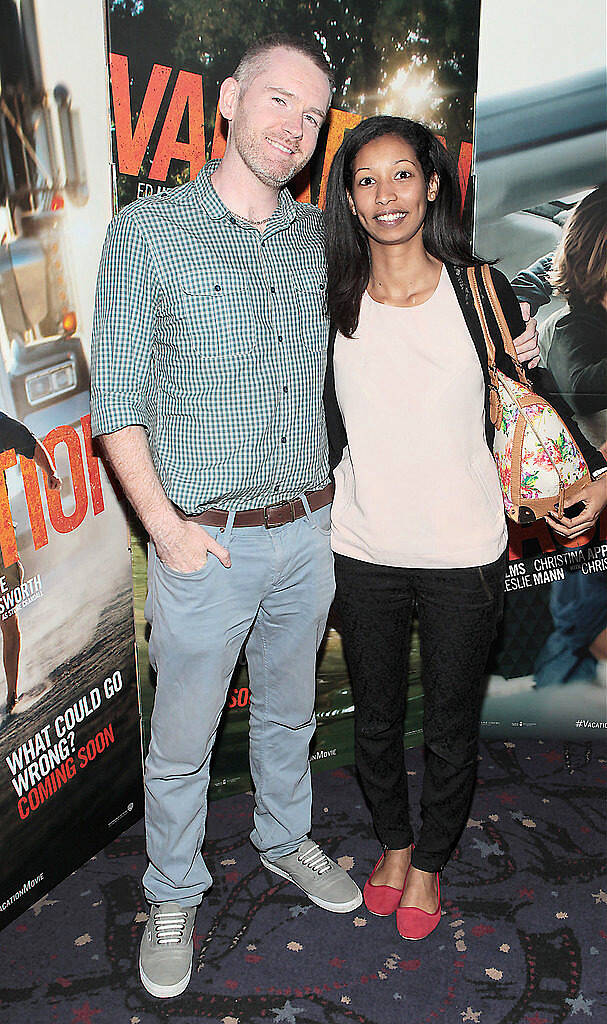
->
xmin=283 ymin=385 xmax=288 ymax=393
xmin=270 ymin=287 xmax=276 ymax=294
xmin=214 ymin=284 xmax=221 ymax=292
xmin=277 ymin=335 xmax=283 ymax=343
xmin=281 ymin=436 xmax=286 ymax=443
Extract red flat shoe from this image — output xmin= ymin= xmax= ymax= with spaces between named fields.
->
xmin=396 ymin=873 xmax=441 ymax=939
xmin=363 ymin=854 xmax=409 ymax=917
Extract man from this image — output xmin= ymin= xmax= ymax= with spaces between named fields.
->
xmin=91 ymin=36 xmax=362 ymax=1000
xmin=1 ymin=410 xmax=61 ymax=712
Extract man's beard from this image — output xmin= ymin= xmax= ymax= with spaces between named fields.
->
xmin=232 ymin=120 xmax=308 ymax=188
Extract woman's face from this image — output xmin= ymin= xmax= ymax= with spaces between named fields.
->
xmin=348 ymin=134 xmax=438 ymax=248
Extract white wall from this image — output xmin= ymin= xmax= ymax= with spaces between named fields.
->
xmin=477 ymin=0 xmax=605 ymax=96
xmin=32 ymin=0 xmax=113 ymax=355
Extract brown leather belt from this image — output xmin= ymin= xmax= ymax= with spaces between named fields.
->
xmin=180 ymin=482 xmax=334 ymax=529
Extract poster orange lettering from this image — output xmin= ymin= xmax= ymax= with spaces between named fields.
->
xmin=110 ymin=53 xmax=171 ymax=176
xmin=150 ymin=70 xmax=206 ymax=181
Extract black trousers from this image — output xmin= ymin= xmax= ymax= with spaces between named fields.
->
xmin=334 ymin=550 xmax=506 ymax=873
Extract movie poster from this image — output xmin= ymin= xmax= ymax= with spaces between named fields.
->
xmin=474 ymin=0 xmax=607 ymax=739
xmin=105 ymin=0 xmax=482 ymax=794
xmin=0 ymin=0 xmax=142 ymax=928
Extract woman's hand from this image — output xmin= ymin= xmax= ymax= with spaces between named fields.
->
xmin=513 ymin=303 xmax=540 ymax=368
xmin=545 ymin=474 xmax=607 ymax=540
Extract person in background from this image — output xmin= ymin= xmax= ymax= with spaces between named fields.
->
xmin=511 ymin=185 xmax=607 ymax=687
xmin=0 ymin=410 xmax=61 ymax=712
xmin=323 ymin=118 xmax=607 ymax=940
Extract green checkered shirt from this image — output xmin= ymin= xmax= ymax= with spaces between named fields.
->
xmin=90 ymin=160 xmax=329 ymax=512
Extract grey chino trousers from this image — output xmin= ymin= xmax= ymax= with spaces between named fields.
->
xmin=142 ymin=502 xmax=335 ymax=907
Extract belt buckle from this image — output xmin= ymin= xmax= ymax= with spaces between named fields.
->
xmin=263 ymin=499 xmax=296 ymax=529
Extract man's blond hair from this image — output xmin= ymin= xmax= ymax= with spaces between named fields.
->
xmin=233 ymin=33 xmax=333 ymax=93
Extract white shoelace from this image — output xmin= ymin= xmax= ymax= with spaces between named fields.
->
xmin=298 ymin=842 xmax=333 ymax=875
xmin=152 ymin=907 xmax=189 ymax=944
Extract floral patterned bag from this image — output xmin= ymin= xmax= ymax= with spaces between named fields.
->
xmin=468 ymin=265 xmax=591 ymax=525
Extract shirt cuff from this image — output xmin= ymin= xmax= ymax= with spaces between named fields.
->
xmin=89 ymin=398 xmax=148 ymax=439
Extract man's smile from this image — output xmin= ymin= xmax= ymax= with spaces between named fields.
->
xmin=266 ymin=137 xmax=297 ymax=155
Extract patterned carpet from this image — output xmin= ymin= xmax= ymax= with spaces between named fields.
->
xmin=0 ymin=738 xmax=605 ymax=1024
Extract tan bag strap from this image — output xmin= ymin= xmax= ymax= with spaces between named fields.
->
xmin=466 ymin=266 xmax=496 ymax=366
xmin=467 ymin=265 xmax=568 ymax=515
xmin=479 ymin=263 xmax=531 ymax=387
xmin=511 ymin=413 xmax=526 ymax=508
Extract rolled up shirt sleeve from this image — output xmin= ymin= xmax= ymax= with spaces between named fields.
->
xmin=90 ymin=210 xmax=160 ymax=438
xmin=510 ymin=254 xmax=554 ymax=315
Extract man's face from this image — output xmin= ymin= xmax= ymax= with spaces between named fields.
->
xmin=226 ymin=48 xmax=331 ymax=188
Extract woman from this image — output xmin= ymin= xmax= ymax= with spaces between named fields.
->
xmin=323 ymin=117 xmax=607 ymax=940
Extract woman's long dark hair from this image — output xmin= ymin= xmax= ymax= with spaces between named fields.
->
xmin=324 ymin=115 xmax=482 ymax=337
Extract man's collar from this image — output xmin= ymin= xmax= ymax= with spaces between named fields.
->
xmin=193 ymin=159 xmax=297 ymax=226
xmin=193 ymin=159 xmax=226 ymax=220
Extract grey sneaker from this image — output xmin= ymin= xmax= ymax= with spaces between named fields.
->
xmin=260 ymin=839 xmax=362 ymax=913
xmin=139 ymin=902 xmax=196 ymax=998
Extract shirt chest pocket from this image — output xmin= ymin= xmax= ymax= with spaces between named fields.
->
xmin=175 ymin=268 xmax=258 ymax=359
xmin=295 ymin=271 xmax=327 ymax=352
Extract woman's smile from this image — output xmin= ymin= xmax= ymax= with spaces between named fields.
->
xmin=375 ymin=210 xmax=407 ymax=222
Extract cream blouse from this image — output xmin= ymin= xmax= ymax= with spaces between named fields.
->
xmin=331 ymin=266 xmax=508 ymax=568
